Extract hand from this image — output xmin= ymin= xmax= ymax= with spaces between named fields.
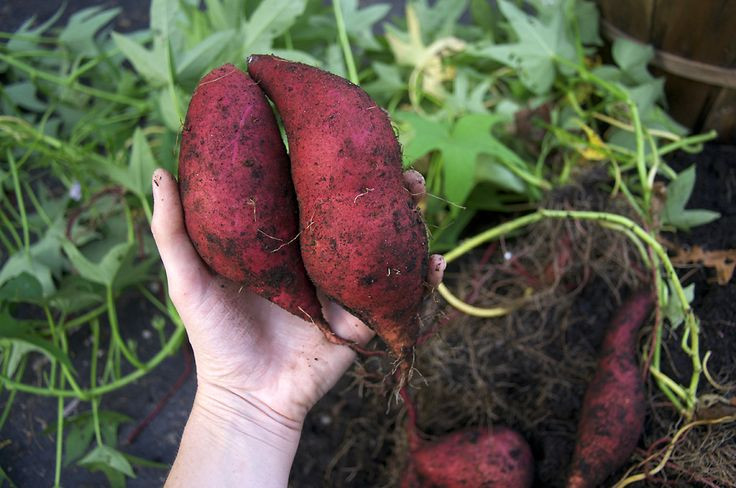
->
xmin=151 ymin=168 xmax=444 ymax=486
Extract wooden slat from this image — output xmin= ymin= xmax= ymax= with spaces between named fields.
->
xmin=650 ymin=0 xmax=736 ymax=66
xmin=595 ymin=0 xmax=654 ymax=41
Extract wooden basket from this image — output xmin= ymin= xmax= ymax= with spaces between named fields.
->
xmin=596 ymin=0 xmax=736 ymax=142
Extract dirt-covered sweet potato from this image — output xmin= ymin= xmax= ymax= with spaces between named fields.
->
xmin=566 ymin=290 xmax=654 ymax=488
xmin=178 ymin=63 xmax=323 ymax=322
xmin=247 ymin=55 xmax=429 ymax=377
xmin=408 ymin=427 xmax=535 ymax=488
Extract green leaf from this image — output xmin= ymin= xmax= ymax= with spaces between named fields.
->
xmin=150 ymin=0 xmax=178 ymax=84
xmin=106 ymin=128 xmax=158 ymax=198
xmin=59 ymin=6 xmax=121 ymax=56
xmin=98 ymin=410 xmax=132 ymax=446
xmin=612 ymin=37 xmax=655 ymax=84
xmin=663 ymin=282 xmax=694 ymax=330
xmin=413 ymin=0 xmax=468 ymax=40
xmin=7 ymin=5 xmax=65 ymax=51
xmin=0 ymin=310 xmax=76 ymax=374
xmin=112 ymin=32 xmax=169 ymax=85
xmin=0 ymin=272 xmax=44 ymax=303
xmin=6 ymin=341 xmax=42 ymax=378
xmin=79 ymin=445 xmax=135 ymax=479
xmin=244 ymin=0 xmax=307 ymax=51
xmin=0 ymin=219 xmax=65 ymax=297
xmin=363 ymin=62 xmax=405 ymax=102
xmin=470 ymin=0 xmax=498 ymax=37
xmin=325 ymin=43 xmax=347 ymax=79
xmin=475 ymin=154 xmax=526 ymax=193
xmin=625 ymin=78 xmax=665 ymax=117
xmin=574 ymin=0 xmax=602 ymax=46
xmin=338 ymin=0 xmax=391 ymax=50
xmin=62 ymin=240 xmax=134 ymax=287
xmin=399 ymin=112 xmax=530 ymax=204
xmin=124 ymin=453 xmax=170 ymax=470
xmin=175 ymin=30 xmax=235 ymax=82
xmin=203 ymin=0 xmax=244 ymax=30
xmin=445 ymin=70 xmax=491 ymax=114
xmin=63 ymin=417 xmax=96 ymax=467
xmin=158 ymin=87 xmax=185 ymax=131
xmin=473 ymin=0 xmax=575 ymax=94
xmin=662 ymin=165 xmax=721 ymax=230
xmin=668 ymin=209 xmax=722 ymax=230
xmin=667 ymin=165 xmax=697 ymax=214
xmin=3 ymin=82 xmax=48 ymax=112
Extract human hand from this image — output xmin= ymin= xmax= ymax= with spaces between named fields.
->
xmin=152 ymin=166 xmax=445 ymax=487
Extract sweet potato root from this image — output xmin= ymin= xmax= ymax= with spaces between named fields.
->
xmin=566 ymin=290 xmax=654 ymax=488
xmin=247 ymin=55 xmax=429 ymax=375
xmin=178 ymin=63 xmax=322 ymax=322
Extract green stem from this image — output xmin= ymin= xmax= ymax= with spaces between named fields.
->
xmin=45 ymin=307 xmax=85 ymax=397
xmin=137 ymin=285 xmax=169 ymax=315
xmin=91 ymin=397 xmax=103 ymax=446
xmin=54 ymin=381 xmax=65 ymax=487
xmin=627 ymin=100 xmax=650 ymax=213
xmin=1 ymin=322 xmax=185 ymax=399
xmin=443 ymin=212 xmax=542 ymax=263
xmin=443 ymin=208 xmax=701 ymax=417
xmin=657 ymin=130 xmax=717 ymax=156
xmin=63 ymin=304 xmax=108 ymax=331
xmin=332 ymin=0 xmax=359 ymax=84
xmin=22 ymin=180 xmax=52 ymax=227
xmin=0 ymin=208 xmax=20 ymax=252
xmin=0 ymin=359 xmax=26 ymax=430
xmin=106 ymin=285 xmax=146 ymax=370
xmin=7 ymin=150 xmax=30 ymax=254
xmin=0 ymin=52 xmax=148 ymax=110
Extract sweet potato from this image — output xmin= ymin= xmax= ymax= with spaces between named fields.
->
xmin=566 ymin=290 xmax=654 ymax=488
xmin=247 ymin=55 xmax=429 ymax=375
xmin=178 ymin=63 xmax=322 ymax=322
xmin=400 ymin=388 xmax=534 ymax=487
xmin=407 ymin=427 xmax=535 ymax=488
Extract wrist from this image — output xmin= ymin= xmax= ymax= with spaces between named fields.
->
xmin=193 ymin=381 xmax=305 ymax=447
xmin=166 ymin=382 xmax=303 ymax=487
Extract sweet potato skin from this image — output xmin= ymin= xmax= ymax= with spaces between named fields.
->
xmin=566 ymin=290 xmax=654 ymax=488
xmin=247 ymin=55 xmax=429 ymax=361
xmin=178 ymin=63 xmax=322 ymax=321
xmin=408 ymin=427 xmax=534 ymax=488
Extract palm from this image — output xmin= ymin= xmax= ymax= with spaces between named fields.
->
xmin=172 ymin=270 xmax=367 ymax=418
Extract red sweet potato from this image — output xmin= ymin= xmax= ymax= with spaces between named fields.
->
xmin=178 ymin=63 xmax=322 ymax=322
xmin=400 ymin=388 xmax=534 ymax=487
xmin=566 ymin=290 xmax=654 ymax=488
xmin=247 ymin=55 xmax=429 ymax=374
xmin=407 ymin=427 xmax=535 ymax=488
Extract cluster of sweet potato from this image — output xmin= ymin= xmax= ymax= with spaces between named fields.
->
xmin=178 ymin=58 xmax=651 ymax=486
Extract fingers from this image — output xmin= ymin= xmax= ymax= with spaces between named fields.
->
xmin=401 ymin=170 xmax=443 ymax=287
xmin=150 ymin=168 xmax=210 ymax=303
xmin=317 ymin=292 xmax=375 ymax=346
xmin=427 ymin=254 xmax=446 ymax=288
xmin=403 ymin=169 xmax=426 ymax=205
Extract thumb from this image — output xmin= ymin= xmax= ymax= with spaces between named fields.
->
xmin=150 ymin=168 xmax=209 ymax=304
